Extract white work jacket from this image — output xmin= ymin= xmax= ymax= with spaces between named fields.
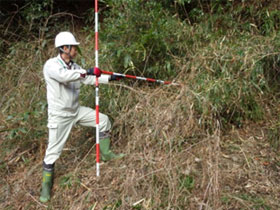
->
xmin=43 ymin=54 xmax=109 ymax=116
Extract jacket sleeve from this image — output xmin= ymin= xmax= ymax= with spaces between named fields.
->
xmin=81 ymin=74 xmax=110 ymax=85
xmin=44 ymin=60 xmax=85 ymax=83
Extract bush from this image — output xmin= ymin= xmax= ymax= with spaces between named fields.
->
xmin=98 ymin=0 xmax=185 ymax=80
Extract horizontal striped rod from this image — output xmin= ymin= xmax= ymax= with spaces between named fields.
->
xmin=101 ymin=70 xmax=174 ymax=85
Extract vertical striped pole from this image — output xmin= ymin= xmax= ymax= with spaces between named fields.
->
xmin=95 ymin=0 xmax=100 ymax=177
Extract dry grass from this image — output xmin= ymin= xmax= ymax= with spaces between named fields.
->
xmin=1 ymin=68 xmax=280 ymax=209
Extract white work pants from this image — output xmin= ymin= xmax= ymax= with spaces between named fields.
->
xmin=43 ymin=106 xmax=111 ymax=164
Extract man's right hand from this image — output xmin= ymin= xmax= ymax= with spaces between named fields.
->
xmin=79 ymin=69 xmax=87 ymax=78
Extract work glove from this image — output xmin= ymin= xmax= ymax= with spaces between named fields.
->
xmin=87 ymin=67 xmax=101 ymax=77
xmin=109 ymin=75 xmax=123 ymax=81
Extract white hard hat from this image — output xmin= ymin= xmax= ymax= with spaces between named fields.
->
xmin=55 ymin=31 xmax=80 ymax=48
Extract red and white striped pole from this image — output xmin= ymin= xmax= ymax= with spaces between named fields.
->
xmin=95 ymin=0 xmax=100 ymax=177
xmin=101 ymin=70 xmax=174 ymax=85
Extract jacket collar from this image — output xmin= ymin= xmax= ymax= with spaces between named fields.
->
xmin=57 ymin=54 xmax=73 ymax=69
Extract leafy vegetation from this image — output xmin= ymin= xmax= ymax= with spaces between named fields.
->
xmin=1 ymin=0 xmax=280 ymax=209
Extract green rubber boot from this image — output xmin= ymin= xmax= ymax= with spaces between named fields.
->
xmin=100 ymin=137 xmax=125 ymax=161
xmin=39 ymin=170 xmax=54 ymax=203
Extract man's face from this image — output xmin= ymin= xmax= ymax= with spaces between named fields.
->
xmin=70 ymin=46 xmax=78 ymax=58
xmin=63 ymin=45 xmax=78 ymax=59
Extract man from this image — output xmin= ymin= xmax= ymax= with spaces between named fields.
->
xmin=40 ymin=31 xmax=124 ymax=203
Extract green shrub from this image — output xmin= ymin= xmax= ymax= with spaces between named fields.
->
xmin=98 ymin=1 xmax=185 ymax=80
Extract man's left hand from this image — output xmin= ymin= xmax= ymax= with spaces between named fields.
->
xmin=87 ymin=67 xmax=101 ymax=77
